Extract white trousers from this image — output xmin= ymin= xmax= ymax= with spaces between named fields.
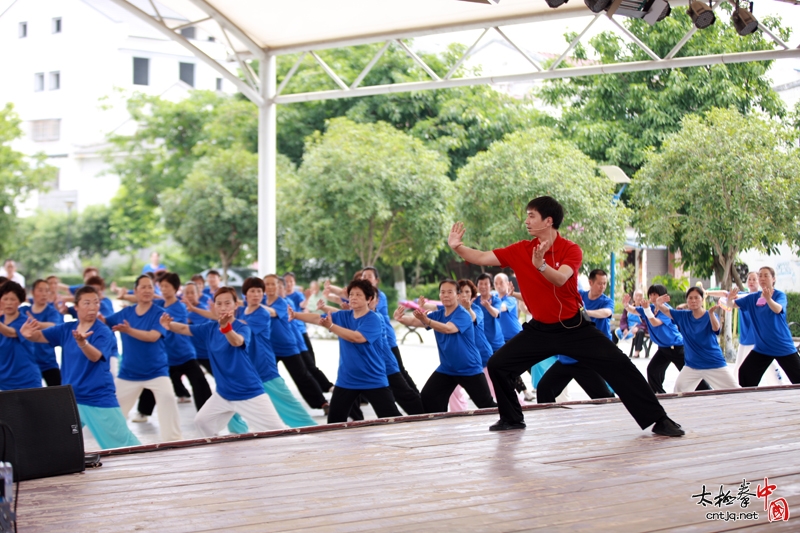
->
xmin=734 ymin=344 xmax=785 ymax=386
xmin=115 ymin=376 xmax=182 ymax=442
xmin=674 ymin=366 xmax=739 ymax=393
xmin=195 ymin=392 xmax=287 ymax=437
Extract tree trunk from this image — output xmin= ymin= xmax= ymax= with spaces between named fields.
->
xmin=220 ymin=252 xmax=231 ymax=286
xmin=392 ymin=265 xmax=406 ymax=302
xmin=717 ymin=251 xmax=737 ymax=363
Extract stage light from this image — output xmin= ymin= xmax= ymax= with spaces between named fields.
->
xmin=584 ymin=0 xmax=611 ymax=12
xmin=687 ymin=1 xmax=716 ymax=29
xmin=731 ymin=4 xmax=758 ymax=35
xmin=546 ymin=0 xmax=569 ymax=8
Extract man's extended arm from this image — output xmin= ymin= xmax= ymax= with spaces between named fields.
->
xmin=448 ymin=223 xmax=501 ymax=267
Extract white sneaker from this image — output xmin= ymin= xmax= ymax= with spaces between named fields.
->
xmin=131 ymin=412 xmax=148 ymax=423
xmin=523 ymin=390 xmax=536 ymax=402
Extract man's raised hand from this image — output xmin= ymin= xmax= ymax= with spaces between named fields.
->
xmin=448 ymin=222 xmax=466 ymax=250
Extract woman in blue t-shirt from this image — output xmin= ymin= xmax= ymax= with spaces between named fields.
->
xmin=291 ymin=279 xmax=402 ymax=424
xmin=24 ymin=278 xmax=64 ymax=386
xmin=21 ymin=286 xmax=140 ymax=450
xmin=394 ymin=280 xmax=496 ymax=414
xmin=161 ymin=287 xmax=286 ymax=436
xmin=103 ymin=275 xmax=182 ymax=442
xmin=0 ymin=282 xmax=43 ymax=391
xmin=655 ymin=287 xmax=738 ymax=392
xmin=728 ymin=266 xmax=800 ymax=387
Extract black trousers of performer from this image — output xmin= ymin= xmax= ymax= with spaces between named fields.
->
xmin=138 ymin=360 xmax=213 ymax=415
xmin=391 ymin=346 xmax=419 ymax=394
xmin=347 ymin=372 xmax=424 ymax=419
xmin=328 ymin=386 xmax=401 ymax=423
xmin=421 ymin=371 xmax=496 ymax=414
xmin=536 ymin=361 xmax=614 ymax=404
xmin=739 ymin=350 xmax=800 ymax=387
xmin=514 ymin=375 xmax=528 ymax=393
xmin=197 ymin=358 xmax=213 ymax=376
xmin=647 ymin=346 xmax=710 ymax=394
xmin=41 ymin=368 xmax=61 ymax=387
xmin=487 ymin=313 xmax=667 ymax=428
xmin=300 ymin=349 xmax=334 ymax=392
xmin=276 ymin=354 xmax=327 ymax=409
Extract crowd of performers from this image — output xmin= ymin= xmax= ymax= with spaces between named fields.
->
xmin=2 ymin=197 xmax=799 ymax=447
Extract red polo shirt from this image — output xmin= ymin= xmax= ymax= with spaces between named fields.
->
xmin=493 ymin=234 xmax=583 ymax=324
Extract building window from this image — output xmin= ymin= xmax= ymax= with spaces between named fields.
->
xmin=207 ymin=36 xmax=215 ymax=42
xmin=19 ymin=22 xmax=27 ymax=38
xmin=52 ymin=17 xmax=62 ymax=33
xmin=179 ymin=62 xmax=195 ymax=87
xmin=215 ymin=78 xmax=222 ymax=91
xmin=49 ymin=71 xmax=60 ymax=90
xmin=133 ymin=57 xmax=149 ymax=86
xmin=31 ymin=119 xmax=61 ymax=142
xmin=34 ymin=72 xmax=44 ymax=92
xmin=179 ymin=26 xmax=195 ymax=39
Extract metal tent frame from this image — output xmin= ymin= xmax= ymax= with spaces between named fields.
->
xmin=106 ymin=0 xmax=800 ymax=274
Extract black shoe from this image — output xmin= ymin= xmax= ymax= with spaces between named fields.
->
xmin=652 ymin=416 xmax=684 ymax=437
xmin=489 ymin=419 xmax=526 ymax=431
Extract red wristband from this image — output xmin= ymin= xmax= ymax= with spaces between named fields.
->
xmin=219 ymin=323 xmax=233 ymax=334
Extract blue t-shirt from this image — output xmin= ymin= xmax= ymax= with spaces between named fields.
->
xmin=142 ymin=263 xmax=166 ymax=274
xmin=198 ymin=293 xmax=212 ymax=308
xmin=378 ymin=314 xmax=401 ymax=376
xmin=286 ymin=290 xmax=307 ymax=333
xmin=376 ymin=290 xmax=398 ymax=348
xmin=427 ymin=306 xmax=484 ymax=376
xmin=737 ymin=292 xmax=755 ymax=345
xmin=470 ymin=302 xmax=493 ymax=367
xmin=190 ymin=320 xmax=263 ymax=401
xmin=477 ymin=295 xmax=504 ymax=352
xmin=186 ymin=306 xmax=212 ymax=360
xmin=580 ymin=290 xmax=613 ymax=340
xmin=105 ymin=304 xmax=169 ymax=381
xmin=626 ymin=312 xmax=642 ymax=330
xmin=669 ymin=310 xmax=727 ymax=370
xmin=42 ymin=321 xmax=119 ymax=407
xmin=0 ymin=314 xmax=42 ymax=390
xmin=235 ymin=306 xmax=280 ymax=383
xmin=636 ymin=304 xmax=684 ymax=348
xmin=265 ymin=297 xmax=300 ymax=357
xmin=287 ymin=299 xmax=309 ymax=352
xmin=558 ymin=355 xmax=578 ymax=365
xmin=737 ymin=290 xmax=797 ymax=356
xmin=26 ymin=304 xmax=63 ymax=372
xmin=162 ymin=301 xmax=197 ymax=366
xmin=497 ymin=294 xmax=522 ymax=341
xmin=330 ymin=310 xmax=388 ymax=389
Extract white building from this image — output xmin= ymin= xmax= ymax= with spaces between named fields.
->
xmin=0 ymin=0 xmax=238 ymax=215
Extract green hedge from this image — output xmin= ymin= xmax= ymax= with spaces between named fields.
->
xmin=787 ymin=292 xmax=800 ymax=328
xmin=406 ymin=282 xmax=442 ymax=302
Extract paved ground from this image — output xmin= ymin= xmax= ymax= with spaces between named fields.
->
xmin=81 ymin=325 xmax=680 ymax=451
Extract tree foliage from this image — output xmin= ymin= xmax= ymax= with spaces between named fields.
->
xmin=455 ymin=128 xmax=629 ymax=269
xmin=538 ymin=9 xmax=789 ymax=177
xmin=10 ymin=211 xmax=70 ymax=280
xmin=632 ymin=107 xmax=800 ymax=290
xmin=286 ymin=118 xmax=453 ymax=267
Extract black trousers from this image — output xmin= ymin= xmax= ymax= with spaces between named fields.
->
xmin=388 ymin=372 xmax=424 ymax=415
xmin=276 ymin=354 xmax=327 ymax=408
xmin=647 ymin=346 xmax=710 ymax=394
xmin=487 ymin=314 xmax=667 ymax=428
xmin=391 ymin=346 xmax=419 ymax=394
xmin=632 ymin=329 xmax=646 ymax=352
xmin=536 ymin=361 xmax=615 ymax=403
xmin=197 ymin=358 xmax=213 ymax=376
xmin=299 ymin=349 xmax=334 ymax=392
xmin=41 ymin=368 xmax=61 ymax=387
xmin=328 ymin=386 xmax=401 ymax=423
xmin=739 ymin=350 xmax=800 ymax=387
xmin=421 ymin=371 xmax=496 ymax=414
xmin=138 ymin=360 xmax=213 ymax=415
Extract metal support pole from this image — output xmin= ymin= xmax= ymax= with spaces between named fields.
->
xmin=258 ymin=55 xmax=277 ymax=275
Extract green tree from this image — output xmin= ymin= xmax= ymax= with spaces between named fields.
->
xmin=159 ymin=148 xmax=259 ymax=281
xmin=287 ymin=118 xmax=453 ymax=267
xmin=0 ymin=103 xmax=56 ymax=258
xmin=455 ymin=128 xmax=629 ymax=270
xmin=74 ymin=204 xmax=116 ymax=259
xmin=11 ymin=211 xmax=70 ymax=280
xmin=538 ymin=9 xmax=789 ymax=177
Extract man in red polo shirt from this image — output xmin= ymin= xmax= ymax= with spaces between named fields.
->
xmin=448 ymin=196 xmax=684 ymax=436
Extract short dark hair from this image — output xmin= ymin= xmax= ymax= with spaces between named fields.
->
xmin=32 ymin=279 xmax=48 ymax=291
xmin=346 ymin=279 xmax=376 ymax=301
xmin=134 ymin=274 xmax=153 ymax=289
xmin=191 ymin=274 xmax=205 ymax=283
xmin=242 ymin=276 xmax=266 ymax=295
xmin=686 ymin=286 xmax=704 ymax=299
xmin=83 ymin=266 xmax=98 ymax=277
xmin=144 ymin=272 xmax=155 ymax=280
xmin=476 ymin=272 xmax=493 ymax=286
xmin=458 ymin=279 xmax=478 ymax=298
xmin=85 ymin=275 xmax=106 ymax=290
xmin=213 ymin=286 xmax=238 ymax=303
xmin=647 ymin=284 xmax=667 ymax=297
xmin=351 ymin=270 xmax=363 ymax=282
xmin=75 ymin=285 xmax=99 ymax=305
xmin=589 ymin=269 xmax=607 ymax=281
xmin=0 ymin=281 xmax=26 ymax=303
xmin=46 ymin=275 xmax=59 ymax=282
xmin=439 ymin=279 xmax=459 ymax=291
xmin=283 ymin=272 xmax=296 ymax=280
xmin=526 ymin=196 xmax=564 ymax=229
xmin=0 ymin=276 xmax=7 ymax=286
xmin=276 ymin=277 xmax=286 ymax=287
xmin=160 ymin=272 xmax=180 ymax=291
xmin=206 ymin=270 xmax=221 ymax=278
xmin=759 ymin=266 xmax=776 ymax=279
xmin=362 ymin=266 xmax=379 ymax=280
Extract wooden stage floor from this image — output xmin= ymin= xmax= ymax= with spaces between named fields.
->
xmin=17 ymin=388 xmax=800 ymax=532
